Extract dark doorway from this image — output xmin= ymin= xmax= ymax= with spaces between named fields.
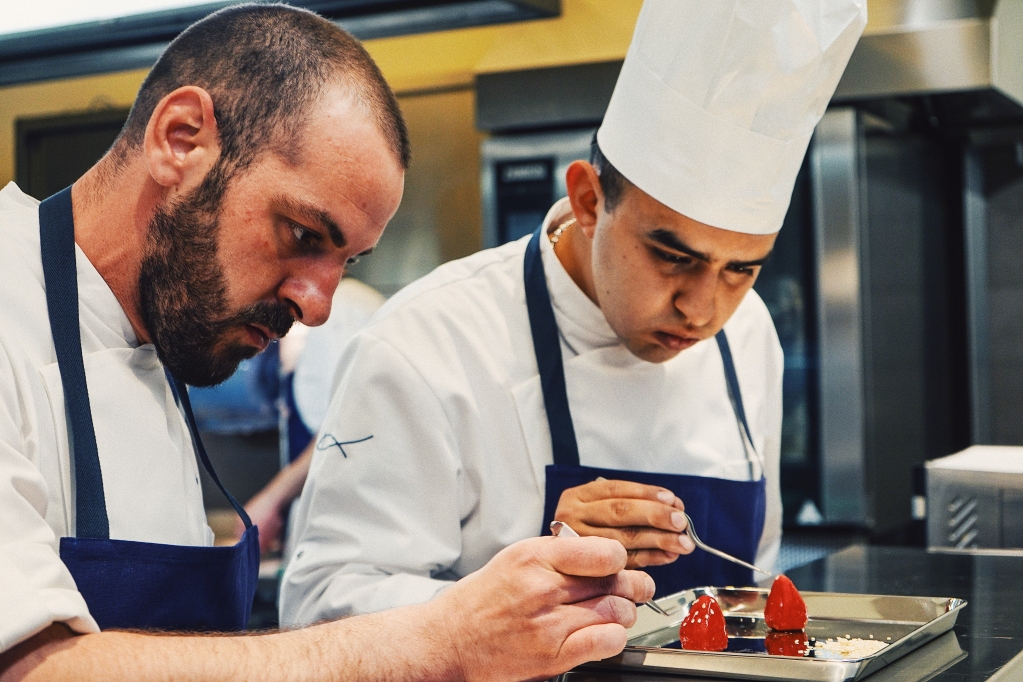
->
xmin=15 ymin=109 xmax=129 ymax=200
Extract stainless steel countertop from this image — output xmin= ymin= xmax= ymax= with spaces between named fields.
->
xmin=560 ymin=545 xmax=1023 ymax=682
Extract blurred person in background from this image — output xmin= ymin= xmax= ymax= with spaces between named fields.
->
xmin=241 ymin=276 xmax=385 ymax=554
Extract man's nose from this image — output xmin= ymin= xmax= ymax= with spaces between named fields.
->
xmin=278 ymin=265 xmax=342 ymax=327
xmin=675 ymin=268 xmax=717 ymax=328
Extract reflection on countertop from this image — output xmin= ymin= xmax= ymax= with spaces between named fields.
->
xmin=562 ymin=545 xmax=1023 ymax=682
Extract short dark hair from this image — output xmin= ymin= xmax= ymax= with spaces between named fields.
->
xmin=114 ymin=3 xmax=410 ymax=175
xmin=590 ymin=136 xmax=630 ymax=212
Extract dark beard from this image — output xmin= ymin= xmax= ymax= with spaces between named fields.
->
xmin=138 ymin=170 xmax=294 ymax=387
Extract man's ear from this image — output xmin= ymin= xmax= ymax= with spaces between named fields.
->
xmin=565 ymin=160 xmax=603 ymax=239
xmin=144 ymin=86 xmax=221 ymax=191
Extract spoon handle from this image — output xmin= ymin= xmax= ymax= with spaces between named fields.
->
xmin=683 ymin=513 xmax=773 ymax=576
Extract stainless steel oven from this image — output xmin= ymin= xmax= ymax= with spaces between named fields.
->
xmin=481 ymin=128 xmax=594 ymax=248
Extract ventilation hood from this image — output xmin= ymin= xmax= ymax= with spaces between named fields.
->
xmin=0 ymin=0 xmax=560 ymax=87
xmin=834 ymin=0 xmax=1023 ymax=109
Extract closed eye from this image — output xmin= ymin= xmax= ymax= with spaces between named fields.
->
xmin=346 ymin=246 xmax=375 ymax=268
xmin=653 ymin=247 xmax=693 ymax=266
xmin=727 ymin=264 xmax=757 ymax=277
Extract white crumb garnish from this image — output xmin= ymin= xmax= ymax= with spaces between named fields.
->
xmin=813 ymin=637 xmax=888 ymax=659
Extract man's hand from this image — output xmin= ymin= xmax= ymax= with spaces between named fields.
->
xmin=235 ymin=446 xmax=314 ymax=554
xmin=554 ymin=479 xmax=697 ymax=568
xmin=433 ymin=535 xmax=655 ymax=682
xmin=240 ymin=490 xmax=287 ymax=554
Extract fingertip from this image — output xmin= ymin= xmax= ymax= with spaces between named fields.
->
xmin=594 ymin=594 xmax=639 ymax=628
xmin=619 ymin=599 xmax=639 ymax=628
xmin=671 ymin=511 xmax=687 ymax=531
xmin=618 ymin=569 xmax=656 ymax=603
xmin=560 ymin=624 xmax=628 ymax=666
xmin=644 ymin=572 xmax=656 ymax=601
xmin=590 ymin=535 xmax=629 ymax=570
xmin=680 ymin=534 xmax=696 ymax=553
xmin=643 ymin=551 xmax=682 ymax=567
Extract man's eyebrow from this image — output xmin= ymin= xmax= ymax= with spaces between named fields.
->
xmin=648 ymin=228 xmax=772 ymax=267
xmin=729 ymin=252 xmax=773 ymax=268
xmin=648 ymin=229 xmax=710 ymax=262
xmin=277 ymin=196 xmax=345 ymax=248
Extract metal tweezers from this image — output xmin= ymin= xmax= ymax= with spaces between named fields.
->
xmin=550 ymin=520 xmax=671 ymax=616
xmin=550 ymin=516 xmax=773 ymax=618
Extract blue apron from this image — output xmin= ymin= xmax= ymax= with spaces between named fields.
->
xmin=281 ymin=372 xmax=315 ymax=463
xmin=41 ymin=187 xmax=260 ymax=631
xmin=524 ymin=227 xmax=767 ymax=596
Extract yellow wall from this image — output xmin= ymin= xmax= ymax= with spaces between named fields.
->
xmin=367 ymin=0 xmax=641 ymax=91
xmin=0 ymin=0 xmax=640 ymax=187
xmin=0 ymin=69 xmax=149 ymax=188
xmin=346 ymin=86 xmax=484 ymax=289
xmin=0 ymin=0 xmax=640 ymax=287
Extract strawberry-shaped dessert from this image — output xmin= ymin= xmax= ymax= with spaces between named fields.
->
xmin=679 ymin=595 xmax=728 ymax=651
xmin=765 ymin=630 xmax=809 ymax=657
xmin=764 ymin=575 xmax=807 ymax=631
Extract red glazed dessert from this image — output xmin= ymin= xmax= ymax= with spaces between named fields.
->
xmin=679 ymin=595 xmax=728 ymax=651
xmin=765 ymin=630 xmax=809 ymax=657
xmin=764 ymin=575 xmax=808 ymax=631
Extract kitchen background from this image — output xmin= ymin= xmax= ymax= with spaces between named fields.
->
xmin=3 ymin=0 xmax=1023 ymax=568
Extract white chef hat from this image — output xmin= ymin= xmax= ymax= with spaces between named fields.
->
xmin=596 ymin=0 xmax=867 ymax=235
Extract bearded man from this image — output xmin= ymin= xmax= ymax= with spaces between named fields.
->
xmin=0 ymin=5 xmax=651 ymax=681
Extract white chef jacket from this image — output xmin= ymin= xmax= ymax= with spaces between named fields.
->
xmin=0 ymin=183 xmax=211 ymax=652
xmin=292 ymin=278 xmax=385 ymax=434
xmin=280 ymin=198 xmax=783 ymax=625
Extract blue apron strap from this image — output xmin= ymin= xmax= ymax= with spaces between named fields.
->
xmin=523 ymin=227 xmax=580 ymax=467
xmin=40 ymin=185 xmax=252 ymax=538
xmin=39 ymin=187 xmax=109 ymax=539
xmin=168 ymin=375 xmax=252 ymax=529
xmin=715 ymin=330 xmax=758 ymax=461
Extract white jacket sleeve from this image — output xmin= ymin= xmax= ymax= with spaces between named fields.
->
xmin=279 ymin=333 xmax=465 ymax=625
xmin=0 ymin=345 xmax=98 ymax=653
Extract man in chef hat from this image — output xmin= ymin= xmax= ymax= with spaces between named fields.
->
xmin=280 ymin=0 xmax=866 ymax=623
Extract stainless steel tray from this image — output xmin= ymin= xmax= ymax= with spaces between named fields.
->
xmin=589 ymin=586 xmax=967 ymax=681
xmin=561 ymin=629 xmax=966 ymax=682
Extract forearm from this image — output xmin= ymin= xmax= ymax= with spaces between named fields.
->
xmin=2 ymin=604 xmax=459 ymax=682
xmin=241 ymin=446 xmax=314 ymax=551
xmin=3 ymin=537 xmax=653 ymax=682
xmin=255 ymin=446 xmax=313 ymax=512
xmin=277 ymin=445 xmax=314 ymax=502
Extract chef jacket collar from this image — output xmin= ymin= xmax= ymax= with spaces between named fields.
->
xmin=5 ymin=181 xmax=139 ymax=352
xmin=539 ymin=197 xmax=620 ymax=357
xmin=11 ymin=179 xmax=143 ymax=352
xmin=74 ymin=241 xmax=139 ymax=350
